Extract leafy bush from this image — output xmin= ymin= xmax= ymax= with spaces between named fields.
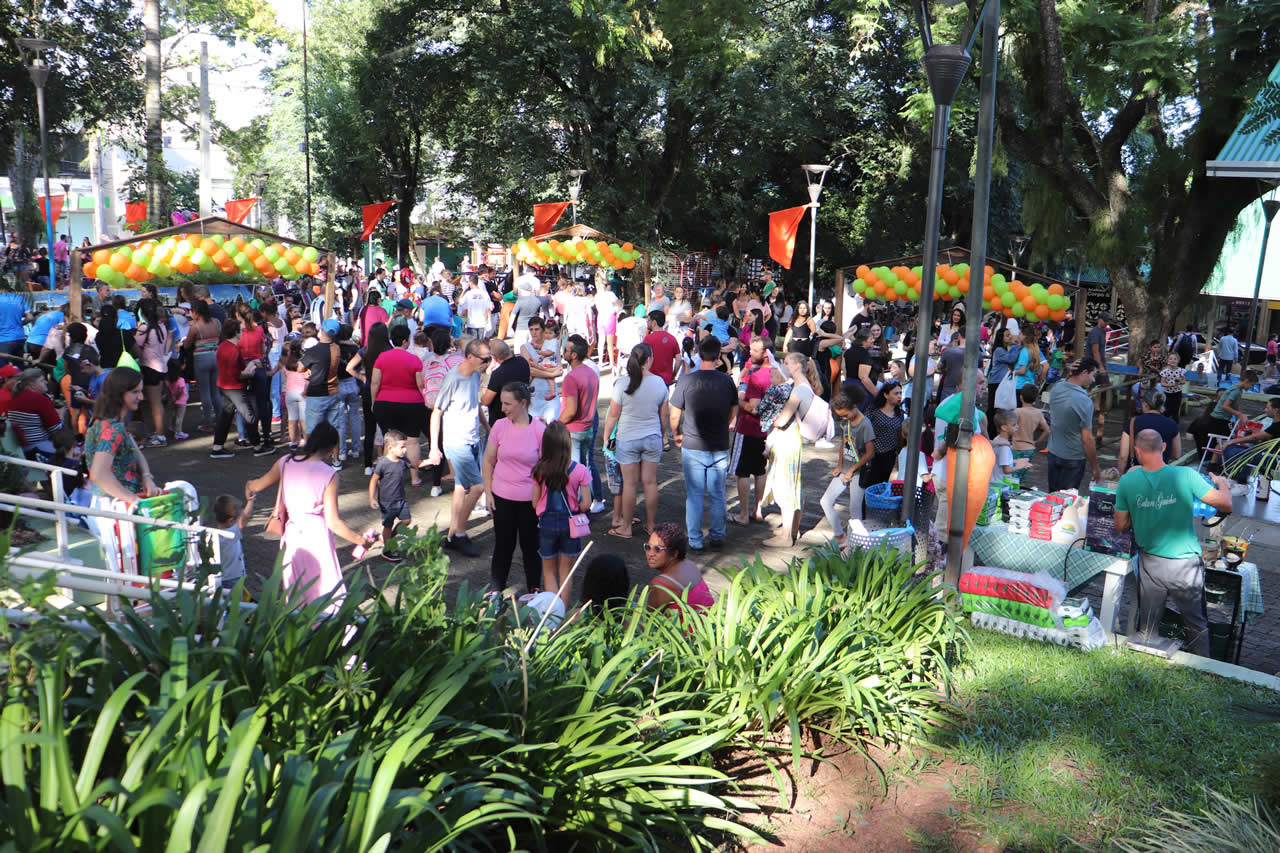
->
xmin=0 ymin=534 xmax=961 ymax=849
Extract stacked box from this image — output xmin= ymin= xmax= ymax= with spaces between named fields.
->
xmin=1007 ymin=491 xmax=1065 ymax=541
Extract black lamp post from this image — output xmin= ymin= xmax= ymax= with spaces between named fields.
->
xmin=18 ymin=37 xmax=58 ymax=289
xmin=250 ymin=172 xmax=270 ymax=230
xmin=1010 ymin=232 xmax=1030 ymax=270
xmin=567 ymin=169 xmax=587 ymax=226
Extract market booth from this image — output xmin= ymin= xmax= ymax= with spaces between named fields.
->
xmin=68 ymin=216 xmax=337 ymax=321
xmin=509 ymin=224 xmax=650 ymax=304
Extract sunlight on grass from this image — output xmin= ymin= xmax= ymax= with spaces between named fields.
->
xmin=943 ymin=628 xmax=1280 ymax=851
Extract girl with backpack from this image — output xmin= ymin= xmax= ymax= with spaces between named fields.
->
xmin=531 ymin=421 xmax=593 ymax=605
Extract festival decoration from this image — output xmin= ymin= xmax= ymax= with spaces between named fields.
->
xmin=508 ymin=236 xmax=640 ymax=270
xmin=84 ymin=233 xmax=325 ymax=288
xmin=849 ymin=261 xmax=1071 ymax=321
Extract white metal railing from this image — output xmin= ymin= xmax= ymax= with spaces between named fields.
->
xmin=0 ymin=454 xmax=79 ymax=559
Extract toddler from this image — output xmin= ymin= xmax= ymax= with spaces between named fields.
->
xmin=164 ymin=360 xmax=189 ymax=440
xmin=212 ymin=493 xmax=253 ymax=597
xmin=368 ymin=430 xmax=410 ymax=562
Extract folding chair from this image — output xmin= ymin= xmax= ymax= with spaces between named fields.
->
xmin=1198 ymin=416 xmax=1259 ymax=473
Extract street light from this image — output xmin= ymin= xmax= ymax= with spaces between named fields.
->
xmin=1241 ymin=180 xmax=1280 ymax=376
xmin=1010 ymin=232 xmax=1030 ymax=269
xmin=567 ymin=169 xmax=587 ymax=225
xmin=58 ymin=172 xmax=72 ymax=248
xmin=18 ymin=37 xmax=58 ymax=290
xmin=801 ymin=164 xmax=832 ymax=308
xmin=250 ymin=172 xmax=270 ymax=230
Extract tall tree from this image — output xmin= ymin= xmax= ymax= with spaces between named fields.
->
xmin=997 ymin=0 xmax=1280 ymax=353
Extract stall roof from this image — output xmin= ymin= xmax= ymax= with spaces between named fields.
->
xmin=81 ymin=216 xmax=332 ymax=255
xmin=1206 ymin=60 xmax=1280 ymax=181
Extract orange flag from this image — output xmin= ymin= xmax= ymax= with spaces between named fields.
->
xmin=37 ymin=194 xmax=65 ymax=225
xmin=225 ymin=197 xmax=258 ymax=224
xmin=361 ymin=201 xmax=396 ymax=241
xmin=533 ymin=202 xmax=570 ymax=236
xmin=768 ymin=205 xmax=809 ymax=269
xmin=124 ymin=200 xmax=148 ymax=231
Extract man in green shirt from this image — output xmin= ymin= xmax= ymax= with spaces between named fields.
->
xmin=1114 ymin=429 xmax=1233 ymax=656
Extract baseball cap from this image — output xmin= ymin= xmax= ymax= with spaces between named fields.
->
xmin=321 ymin=318 xmax=340 ymax=335
xmin=395 ymin=299 xmax=414 ymax=310
xmin=0 ymin=365 xmax=18 ymax=379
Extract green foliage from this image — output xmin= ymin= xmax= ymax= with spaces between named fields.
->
xmin=1114 ymin=792 xmax=1280 ymax=853
xmin=0 ymin=533 xmax=962 ymax=849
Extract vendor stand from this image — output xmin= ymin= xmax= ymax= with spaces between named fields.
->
xmin=509 ymin=224 xmax=650 ymax=305
xmin=68 ymin=216 xmax=337 ymax=321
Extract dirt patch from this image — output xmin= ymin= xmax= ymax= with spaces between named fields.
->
xmin=725 ymin=739 xmax=1002 ymax=852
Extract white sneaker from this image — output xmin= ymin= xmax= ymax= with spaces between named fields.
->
xmin=814 ymin=439 xmax=835 ymax=449
xmin=590 ymin=500 xmax=607 ymax=514
xmin=364 ymin=466 xmax=374 ymax=476
xmin=430 ymin=486 xmax=443 ymax=497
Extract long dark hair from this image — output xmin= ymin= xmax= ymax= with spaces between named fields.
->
xmin=581 ymin=554 xmax=631 ymax=615
xmin=282 ymin=339 xmax=303 ymax=372
xmin=191 ymin=299 xmax=212 ymax=323
xmin=94 ymin=366 xmax=141 ymax=420
xmin=532 ymin=421 xmax=573 ymax=493
xmin=625 ymin=343 xmax=652 ymax=395
xmin=748 ymin=309 xmax=765 ymax=336
xmin=138 ymin=298 xmax=165 ymax=345
xmin=364 ymin=322 xmax=392 ymax=368
xmin=292 ymin=421 xmax=338 ymax=461
xmin=873 ymin=380 xmax=903 ymax=416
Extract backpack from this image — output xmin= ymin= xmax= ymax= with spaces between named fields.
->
xmin=797 ymin=391 xmax=835 ymax=443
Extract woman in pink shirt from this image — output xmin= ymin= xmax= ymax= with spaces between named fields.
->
xmin=645 ymin=522 xmax=715 ymax=616
xmin=371 ymin=324 xmax=427 ymax=484
xmin=482 ymin=382 xmax=546 ymax=593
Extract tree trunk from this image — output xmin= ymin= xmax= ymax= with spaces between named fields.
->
xmin=9 ymin=131 xmax=39 ymax=248
xmin=1110 ymin=265 xmax=1173 ymax=367
xmin=396 ymin=190 xmax=411 ymax=270
xmin=144 ymin=0 xmax=164 ymax=224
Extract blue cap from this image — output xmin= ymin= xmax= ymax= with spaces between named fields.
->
xmin=322 ymin=318 xmax=340 ymax=335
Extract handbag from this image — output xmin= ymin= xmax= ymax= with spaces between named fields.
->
xmin=994 ymin=371 xmax=1017 ymax=410
xmin=264 ymin=459 xmax=288 ymax=537
xmin=563 ymin=461 xmax=591 ymax=538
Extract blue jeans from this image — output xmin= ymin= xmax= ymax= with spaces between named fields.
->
xmin=269 ymin=344 xmax=283 ymax=419
xmin=571 ymin=422 xmax=604 ymax=504
xmin=193 ymin=351 xmax=221 ymax=427
xmin=1047 ymin=452 xmax=1087 ymax=493
xmin=337 ymin=378 xmax=362 ymax=457
xmin=681 ymin=448 xmax=729 ymax=547
xmin=304 ymin=394 xmax=342 ymax=434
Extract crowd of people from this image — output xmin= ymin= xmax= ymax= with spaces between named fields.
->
xmin=2 ymin=244 xmax=1271 ymax=621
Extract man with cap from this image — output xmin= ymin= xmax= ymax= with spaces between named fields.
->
xmin=388 ymin=299 xmax=418 ymax=338
xmin=300 ymin=318 xmax=346 ymax=446
xmin=0 ymin=363 xmax=21 ymax=415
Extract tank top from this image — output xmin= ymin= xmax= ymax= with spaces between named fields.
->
xmin=192 ymin=320 xmax=219 ymax=354
xmin=787 ymin=320 xmax=814 ymax=356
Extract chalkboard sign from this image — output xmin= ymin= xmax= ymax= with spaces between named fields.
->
xmin=1085 ymin=484 xmax=1135 ymax=558
xmin=1081 ymin=279 xmax=1126 ymax=328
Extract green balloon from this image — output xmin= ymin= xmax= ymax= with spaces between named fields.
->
xmin=954 ymin=263 xmax=969 ymax=274
xmin=1046 ymin=293 xmax=1063 ymax=310
xmin=992 ymin=273 xmax=1006 ymax=288
xmin=1001 ymin=292 xmax=1016 ymax=307
xmin=131 ymin=249 xmax=150 ymax=267
xmin=894 ymin=281 xmax=907 ymax=294
xmin=190 ymin=248 xmax=208 ymax=265
xmin=263 ymin=247 xmax=280 ymax=262
xmin=211 ymin=235 xmax=225 ymax=247
xmin=175 ymin=240 xmax=193 ymax=257
xmin=911 ymin=265 xmax=923 ymax=277
xmin=1012 ymin=303 xmax=1026 ymax=318
xmin=146 ymin=259 xmax=164 ymax=275
xmin=853 ymin=279 xmax=867 ymax=294
xmin=302 ymin=246 xmax=319 ymax=262
xmin=274 ymin=257 xmax=290 ymax=273
xmin=906 ymin=288 xmax=919 ymax=302
xmin=982 ymin=299 xmax=991 ymax=311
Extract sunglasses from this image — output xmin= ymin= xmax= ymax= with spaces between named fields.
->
xmin=474 ymin=355 xmax=491 ymax=364
xmin=641 ymin=543 xmax=668 ymax=553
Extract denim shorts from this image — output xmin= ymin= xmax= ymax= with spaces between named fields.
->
xmin=538 ymin=510 xmax=584 ymax=559
xmin=615 ymin=433 xmax=662 ymax=465
xmin=444 ymin=444 xmax=483 ymax=489
xmin=379 ymin=498 xmax=410 ymax=528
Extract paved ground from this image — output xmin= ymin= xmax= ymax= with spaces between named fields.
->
xmin=136 ymin=380 xmax=1280 ymax=676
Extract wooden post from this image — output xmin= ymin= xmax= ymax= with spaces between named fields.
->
xmin=834 ymin=268 xmax=845 ymax=331
xmin=1074 ymin=293 xmax=1087 ymax=359
xmin=69 ymin=252 xmax=83 ymax=321
xmin=641 ymin=249 xmax=651 ymax=306
xmin=324 ymin=250 xmax=336 ymax=321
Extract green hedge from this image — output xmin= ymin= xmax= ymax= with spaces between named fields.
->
xmin=0 ymin=532 xmax=963 ymax=850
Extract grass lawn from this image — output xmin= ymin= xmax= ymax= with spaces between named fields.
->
xmin=935 ymin=627 xmax=1280 ymax=850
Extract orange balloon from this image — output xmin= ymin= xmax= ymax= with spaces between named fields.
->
xmin=109 ymin=253 xmax=130 ymax=273
xmin=92 ymin=249 xmax=111 ymax=266
xmin=212 ymin=250 xmax=230 ymax=265
xmin=293 ymin=259 xmax=309 ymax=274
xmin=856 ymin=265 xmax=871 ymax=279
xmin=984 ymin=265 xmax=994 ymax=277
xmin=885 ymin=289 xmax=899 ymax=302
xmin=230 ymin=236 xmax=246 ymax=250
xmin=269 ymin=243 xmax=286 ymax=256
xmin=200 ymin=238 xmax=219 ymax=256
xmin=1050 ymin=308 xmax=1067 ymax=322
xmin=284 ymin=249 xmax=300 ymax=265
xmin=178 ymin=258 xmax=198 ymax=274
xmin=1035 ymin=304 xmax=1051 ymax=319
xmin=873 ymin=281 xmax=887 ymax=295
xmin=1003 ymin=306 xmax=1015 ymax=318
xmin=84 ymin=262 xmax=99 ymax=279
xmin=958 ymin=280 xmax=970 ymax=294
xmin=625 ymin=260 xmax=636 ymax=269
xmin=944 ymin=269 xmax=960 ymax=286
xmin=124 ymin=263 xmax=146 ymax=281
xmin=947 ymin=434 xmax=995 ymax=555
xmin=1022 ymin=295 xmax=1038 ymax=311
xmin=244 ymin=244 xmax=261 ymax=260
xmin=622 ymin=242 xmax=634 ymax=254
xmin=983 ymin=286 xmax=995 ymax=301
xmin=1048 ymin=283 xmax=1064 ymax=297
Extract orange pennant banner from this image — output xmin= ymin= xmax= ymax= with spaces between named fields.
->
xmin=768 ymin=205 xmax=809 ymax=269
xmin=361 ymin=201 xmax=396 ymax=241
xmin=225 ymin=197 xmax=258 ymax=224
xmin=37 ymin=194 xmax=65 ymax=226
xmin=533 ymin=201 xmax=570 ymax=237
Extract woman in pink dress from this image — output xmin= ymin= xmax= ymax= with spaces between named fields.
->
xmin=246 ymin=422 xmax=371 ymax=610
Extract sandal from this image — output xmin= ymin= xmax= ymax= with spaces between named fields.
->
xmin=606 ymin=527 xmax=633 ymax=539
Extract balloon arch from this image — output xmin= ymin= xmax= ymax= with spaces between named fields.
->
xmin=68 ymin=217 xmax=337 ymax=321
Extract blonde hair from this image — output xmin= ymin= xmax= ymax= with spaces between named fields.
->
xmin=786 ymin=352 xmax=820 ymax=389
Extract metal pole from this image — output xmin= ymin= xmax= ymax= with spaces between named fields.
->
xmin=35 ymin=85 xmax=56 ymax=288
xmin=89 ymin=132 xmax=102 ymax=239
xmin=198 ymin=42 xmax=212 ymax=218
xmin=302 ymin=0 xmax=313 ymax=243
xmin=807 ymin=202 xmax=818 ymax=308
xmin=944 ymin=0 xmax=1000 ymax=587
xmin=1241 ymin=197 xmax=1280 ymax=377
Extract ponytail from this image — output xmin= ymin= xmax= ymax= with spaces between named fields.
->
xmin=625 ymin=343 xmax=652 ymax=395
xmin=801 ymin=354 xmax=820 ymax=389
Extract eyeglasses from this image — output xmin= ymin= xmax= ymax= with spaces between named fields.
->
xmin=641 ymin=543 xmax=667 ymax=553
xmin=474 ymin=355 xmax=491 ymax=364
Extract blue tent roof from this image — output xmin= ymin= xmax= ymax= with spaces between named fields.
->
xmin=1207 ymin=60 xmax=1280 ymax=180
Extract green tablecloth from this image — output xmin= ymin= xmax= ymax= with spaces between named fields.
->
xmin=969 ymin=523 xmax=1127 ymax=593
xmin=969 ymin=523 xmax=1263 ymax=615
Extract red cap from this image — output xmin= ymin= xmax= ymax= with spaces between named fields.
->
xmin=0 ymin=365 xmax=20 ymax=379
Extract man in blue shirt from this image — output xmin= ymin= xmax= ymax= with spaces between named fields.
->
xmin=1047 ymin=357 xmax=1102 ymax=491
xmin=0 ymin=280 xmax=28 ymax=360
xmin=25 ymin=308 xmax=64 ymax=364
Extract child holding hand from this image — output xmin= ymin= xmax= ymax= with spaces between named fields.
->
xmin=530 ymin=422 xmax=592 ymax=604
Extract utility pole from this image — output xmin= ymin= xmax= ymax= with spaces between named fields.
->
xmin=198 ymin=41 xmax=212 ymax=218
xmin=144 ymin=0 xmax=163 ymax=223
xmin=89 ymin=132 xmax=103 ymax=240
